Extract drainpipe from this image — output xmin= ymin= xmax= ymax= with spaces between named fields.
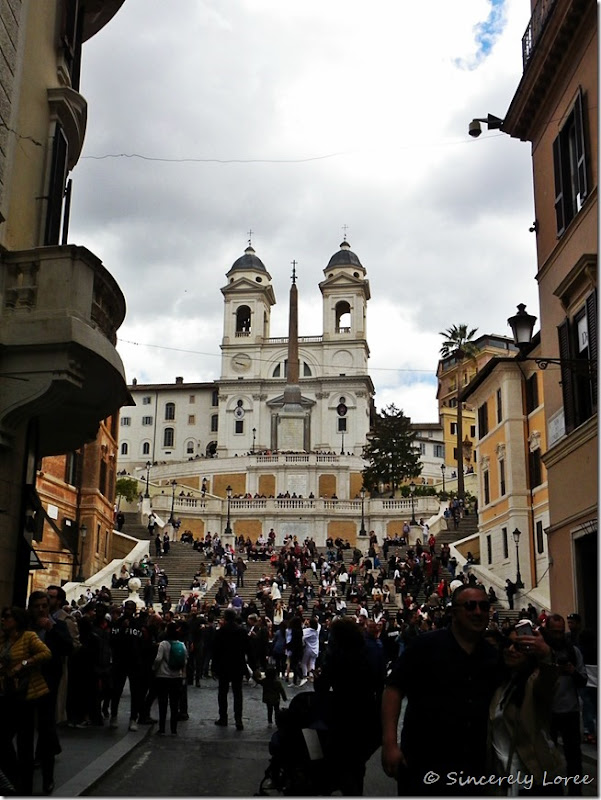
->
xmin=517 ymin=362 xmax=538 ymax=589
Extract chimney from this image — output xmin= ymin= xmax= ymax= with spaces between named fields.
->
xmin=175 ymin=377 xmax=183 ymax=384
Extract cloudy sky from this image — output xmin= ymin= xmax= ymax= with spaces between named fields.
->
xmin=70 ymin=0 xmax=539 ymax=423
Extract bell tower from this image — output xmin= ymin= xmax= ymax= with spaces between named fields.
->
xmin=320 ymin=239 xmax=370 ymax=342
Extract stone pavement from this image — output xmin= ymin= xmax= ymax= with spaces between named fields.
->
xmin=32 ymin=680 xmax=598 ymax=797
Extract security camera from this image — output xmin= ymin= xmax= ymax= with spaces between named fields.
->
xmin=468 ymin=119 xmax=482 ymax=138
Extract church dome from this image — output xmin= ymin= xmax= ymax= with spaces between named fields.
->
xmin=229 ymin=245 xmax=268 ymax=274
xmin=326 ymin=240 xmax=363 ymax=269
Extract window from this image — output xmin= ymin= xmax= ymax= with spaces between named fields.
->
xmin=529 ymin=449 xmax=542 ymax=488
xmin=486 ymin=535 xmax=492 ymax=565
xmin=235 ymin=420 xmax=244 ymax=434
xmin=236 ymin=305 xmax=251 ymax=334
xmin=478 ymin=402 xmax=489 ymax=437
xmin=470 ymin=425 xmax=476 ymax=438
xmin=496 ymin=388 xmax=503 ymax=424
xmin=553 ymin=88 xmax=589 ymax=236
xmin=120 ymin=417 xmax=131 ymax=426
xmin=337 ymin=417 xmax=347 ymax=432
xmin=272 ymin=364 xmax=281 ymax=378
xmin=418 ymin=442 xmax=426 ymax=455
xmin=142 ymin=442 xmax=150 ymax=455
xmin=501 ymin=527 xmax=508 ymax=559
xmin=186 ymin=440 xmax=194 ymax=454
xmin=558 ymin=290 xmax=597 ymax=433
xmin=499 ymin=460 xmax=506 ymax=496
xmin=120 ymin=442 xmax=128 ymax=455
xmin=163 ymin=428 xmax=174 ymax=447
xmin=64 ymin=451 xmax=81 ymax=485
xmin=450 ymin=422 xmax=457 ymax=435
xmin=189 ymin=395 xmax=195 ymax=404
xmin=525 ymin=374 xmax=539 ymax=414
xmin=211 ymin=390 xmax=219 ymax=407
xmin=165 ymin=403 xmax=175 ymax=421
xmin=142 ymin=396 xmax=152 ymax=405
xmin=99 ymin=460 xmax=107 ymax=497
xmin=44 ymin=125 xmax=68 ymax=245
xmin=142 ymin=416 xmax=153 ymax=426
xmin=434 ymin=444 xmax=444 ymax=459
xmin=536 ymin=520 xmax=545 ymax=554
xmin=211 ymin=414 xmax=218 ymax=432
xmin=303 ymin=362 xmax=312 ymax=377
xmin=188 ymin=415 xmax=195 ymax=424
xmin=483 ymin=470 xmax=490 ymax=505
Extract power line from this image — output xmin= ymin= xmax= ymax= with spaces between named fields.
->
xmin=117 ymin=337 xmax=435 ymax=374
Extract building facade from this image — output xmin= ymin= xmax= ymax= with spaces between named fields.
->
xmin=502 ymin=0 xmax=597 ymax=624
xmin=0 ymin=1 xmax=130 ymax=605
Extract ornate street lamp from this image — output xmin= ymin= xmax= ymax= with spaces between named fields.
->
xmin=441 ymin=463 xmax=446 ymax=492
xmin=252 ymin=427 xmax=256 ymax=454
xmin=409 ymin=481 xmax=417 ymax=525
xmin=512 ymin=527 xmax=524 ymax=589
xmin=75 ymin=523 xmax=87 ymax=582
xmin=224 ymin=484 xmax=233 ymax=536
xmin=359 ymin=486 xmax=367 ymax=536
xmin=144 ymin=461 xmax=151 ymax=498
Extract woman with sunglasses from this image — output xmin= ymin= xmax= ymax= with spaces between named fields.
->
xmin=0 ymin=606 xmax=52 ymax=794
xmin=488 ymin=624 xmax=565 ymax=794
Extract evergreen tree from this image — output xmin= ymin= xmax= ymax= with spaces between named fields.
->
xmin=362 ymin=404 xmax=421 ymax=497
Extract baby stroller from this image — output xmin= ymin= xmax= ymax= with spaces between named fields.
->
xmin=256 ymin=692 xmax=335 ymax=796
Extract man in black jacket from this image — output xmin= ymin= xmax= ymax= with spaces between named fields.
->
xmin=212 ymin=609 xmax=250 ymax=730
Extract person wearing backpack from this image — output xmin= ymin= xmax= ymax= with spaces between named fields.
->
xmin=152 ymin=622 xmax=187 ymax=735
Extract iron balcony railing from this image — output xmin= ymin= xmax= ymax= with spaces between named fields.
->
xmin=522 ymin=0 xmax=558 ymax=68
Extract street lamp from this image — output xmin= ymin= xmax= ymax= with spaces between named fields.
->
xmin=340 ymin=431 xmax=345 ymax=455
xmin=144 ymin=461 xmax=151 ymax=498
xmin=440 ymin=463 xmax=446 ymax=492
xmin=507 ymin=303 xmax=596 ymax=373
xmin=224 ymin=484 xmax=233 ymax=535
xmin=75 ymin=523 xmax=87 ymax=582
xmin=512 ymin=527 xmax=524 ymax=589
xmin=169 ymin=479 xmax=177 ymax=524
xmin=409 ymin=481 xmax=417 ymax=525
xmin=252 ymin=427 xmax=256 ymax=454
xmin=359 ymin=486 xmax=367 ymax=536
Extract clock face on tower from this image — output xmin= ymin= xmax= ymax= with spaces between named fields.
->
xmin=231 ymin=353 xmax=251 ymax=373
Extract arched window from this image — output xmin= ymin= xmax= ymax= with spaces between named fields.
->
xmin=236 ymin=305 xmax=251 ymax=335
xmin=120 ymin=442 xmax=128 ymax=455
xmin=163 ymin=428 xmax=174 ymax=447
xmin=206 ymin=440 xmax=217 ymax=457
xmin=165 ymin=402 xmax=175 ymax=420
xmin=186 ymin=440 xmax=195 ymax=454
xmin=335 ymin=301 xmax=351 ymax=332
xmin=142 ymin=441 xmax=150 ymax=455
xmin=272 ymin=364 xmax=281 ymax=377
xmin=303 ymin=361 xmax=312 ymax=376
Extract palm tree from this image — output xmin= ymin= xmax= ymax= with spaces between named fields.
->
xmin=439 ymin=324 xmax=479 ymax=501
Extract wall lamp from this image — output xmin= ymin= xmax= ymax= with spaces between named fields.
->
xmin=507 ymin=303 xmax=596 ymax=373
xmin=468 ymin=113 xmax=504 ymax=138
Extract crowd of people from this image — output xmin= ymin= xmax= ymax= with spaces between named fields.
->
xmin=0 ymin=522 xmax=596 ymax=797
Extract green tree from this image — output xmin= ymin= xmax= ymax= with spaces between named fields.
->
xmin=362 ymin=404 xmax=422 ymax=496
xmin=439 ymin=324 xmax=479 ymax=500
xmin=115 ymin=476 xmax=139 ymax=506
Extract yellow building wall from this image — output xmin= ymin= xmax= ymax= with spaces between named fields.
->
xmin=259 ymin=474 xmax=276 ymax=497
xmin=178 ymin=518 xmax=204 ymax=538
xmin=349 ymin=473 xmax=364 ymax=499
xmin=319 ymin=474 xmax=337 ymax=497
xmin=214 ymin=473 xmax=246 ymax=497
xmin=327 ymin=520 xmax=357 ymax=546
xmin=234 ymin=519 xmax=263 ymax=539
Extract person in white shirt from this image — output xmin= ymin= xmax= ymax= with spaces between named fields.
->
xmin=300 ymin=617 xmax=320 ymax=684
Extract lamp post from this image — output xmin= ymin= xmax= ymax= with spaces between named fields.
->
xmin=512 ymin=527 xmax=524 ymax=589
xmin=359 ymin=486 xmax=367 ymax=536
xmin=75 ymin=523 xmax=87 ymax=582
xmin=441 ymin=463 xmax=446 ymax=492
xmin=144 ymin=461 xmax=151 ymax=498
xmin=409 ymin=481 xmax=417 ymax=525
xmin=252 ymin=427 xmax=256 ymax=454
xmin=340 ymin=431 xmax=345 ymax=455
xmin=169 ymin=479 xmax=177 ymax=524
xmin=224 ymin=485 xmax=233 ymax=536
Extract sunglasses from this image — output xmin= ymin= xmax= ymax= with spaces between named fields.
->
xmin=454 ymin=600 xmax=491 ymax=612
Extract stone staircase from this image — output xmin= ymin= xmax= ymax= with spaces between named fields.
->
xmin=121 ymin=511 xmax=152 ymax=540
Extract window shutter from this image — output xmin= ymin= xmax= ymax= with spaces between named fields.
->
xmin=558 ymin=319 xmax=575 ymax=432
xmin=586 ymin=290 xmax=597 ymax=407
xmin=574 ymin=89 xmax=588 ymax=204
xmin=44 ymin=125 xmax=68 ymax=245
xmin=552 ymin=136 xmax=565 ymax=236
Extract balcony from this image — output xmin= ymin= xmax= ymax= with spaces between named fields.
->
xmin=0 ymin=244 xmax=131 ymax=454
xmin=522 ymin=0 xmax=558 ymax=67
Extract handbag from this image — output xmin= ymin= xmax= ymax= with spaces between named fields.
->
xmin=0 ymin=670 xmax=29 ymax=699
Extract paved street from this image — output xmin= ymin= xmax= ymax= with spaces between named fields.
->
xmin=86 ymin=677 xmax=397 ymax=797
